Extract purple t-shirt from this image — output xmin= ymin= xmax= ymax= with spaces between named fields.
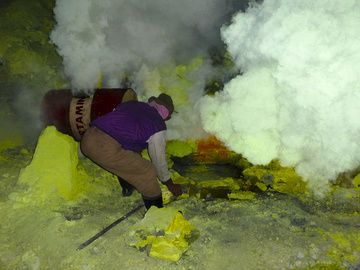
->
xmin=91 ymin=101 xmax=166 ymax=152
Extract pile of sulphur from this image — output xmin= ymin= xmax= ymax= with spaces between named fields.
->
xmin=129 ymin=206 xmax=197 ymax=262
xmin=13 ymin=126 xmax=90 ymax=206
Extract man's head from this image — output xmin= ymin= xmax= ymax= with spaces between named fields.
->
xmin=148 ymin=93 xmax=174 ymax=121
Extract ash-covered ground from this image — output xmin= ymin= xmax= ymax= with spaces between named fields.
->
xmin=1 ymin=144 xmax=360 ymax=270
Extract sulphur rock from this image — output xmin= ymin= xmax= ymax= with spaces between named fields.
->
xmin=161 ymin=188 xmax=173 ymax=205
xmin=0 ymin=124 xmax=24 ymax=161
xmin=353 ymin=173 xmax=360 ymax=189
xmin=228 ymin=191 xmax=256 ymax=200
xmin=243 ymin=160 xmax=307 ymax=194
xmin=166 ymin=140 xmax=196 ymax=158
xmin=256 ymin=182 xmax=267 ymax=191
xmin=322 ymin=230 xmax=360 ymax=264
xmin=131 ymin=206 xmax=196 ymax=262
xmin=149 ymin=235 xmax=188 ymax=262
xmin=171 ymin=171 xmax=193 ymax=186
xmin=195 ymin=177 xmax=240 ymax=191
xmin=17 ymin=126 xmax=89 ymax=205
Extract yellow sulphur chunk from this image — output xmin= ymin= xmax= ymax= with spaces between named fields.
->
xmin=18 ymin=126 xmax=89 ymax=203
xmin=149 ymin=236 xmax=184 ymax=262
xmin=132 ymin=207 xmax=196 ymax=262
xmin=256 ymin=182 xmax=267 ymax=191
xmin=166 ymin=212 xmax=195 ymax=238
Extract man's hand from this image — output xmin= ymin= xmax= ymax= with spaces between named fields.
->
xmin=164 ymin=178 xmax=183 ymax=197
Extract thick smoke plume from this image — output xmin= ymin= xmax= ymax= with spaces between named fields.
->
xmin=50 ymin=0 xmax=244 ymax=90
xmin=50 ymin=0 xmax=248 ymax=139
xmin=200 ymin=0 xmax=360 ymax=194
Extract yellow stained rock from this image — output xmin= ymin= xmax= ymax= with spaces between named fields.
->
xmin=243 ymin=160 xmax=307 ymax=194
xmin=131 ymin=207 xmax=196 ymax=262
xmin=161 ymin=188 xmax=173 ymax=205
xmin=0 ymin=130 xmax=24 ymax=161
xmin=166 ymin=140 xmax=196 ymax=158
xmin=322 ymin=230 xmax=360 ymax=264
xmin=171 ymin=171 xmax=192 ymax=185
xmin=9 ymin=49 xmax=46 ymax=76
xmin=256 ymin=182 xmax=267 ymax=191
xmin=139 ymin=57 xmax=203 ymax=109
xmin=0 ymin=138 xmax=23 ymax=153
xmin=195 ymin=177 xmax=240 ymax=191
xmin=17 ymin=126 xmax=89 ymax=204
xmin=228 ymin=191 xmax=256 ymax=200
xmin=353 ymin=173 xmax=360 ymax=189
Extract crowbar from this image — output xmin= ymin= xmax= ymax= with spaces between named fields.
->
xmin=77 ymin=203 xmax=144 ymax=250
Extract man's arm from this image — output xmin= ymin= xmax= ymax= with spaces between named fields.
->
xmin=147 ymin=130 xmax=170 ymax=183
xmin=147 ymin=131 xmax=182 ymax=196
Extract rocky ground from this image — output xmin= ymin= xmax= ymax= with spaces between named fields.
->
xmin=1 ymin=145 xmax=360 ymax=270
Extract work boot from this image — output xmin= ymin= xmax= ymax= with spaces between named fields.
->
xmin=142 ymin=194 xmax=163 ymax=210
xmin=117 ymin=177 xmax=135 ymax=197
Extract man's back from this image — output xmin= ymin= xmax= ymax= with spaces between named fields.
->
xmin=91 ymin=101 xmax=166 ymax=152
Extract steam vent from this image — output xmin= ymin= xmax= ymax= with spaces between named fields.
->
xmin=1 ymin=0 xmax=360 ymax=269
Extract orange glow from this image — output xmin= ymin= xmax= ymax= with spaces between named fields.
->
xmin=195 ymin=136 xmax=231 ymax=163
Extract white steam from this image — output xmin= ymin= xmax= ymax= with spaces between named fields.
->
xmin=50 ymin=0 xmax=249 ymax=139
xmin=50 ymin=0 xmax=243 ymax=91
xmin=200 ymin=0 xmax=360 ymax=193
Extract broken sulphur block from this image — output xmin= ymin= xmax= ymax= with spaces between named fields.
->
xmin=17 ymin=126 xmax=89 ymax=204
xmin=130 ymin=206 xmax=196 ymax=262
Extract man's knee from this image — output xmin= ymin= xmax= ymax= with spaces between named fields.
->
xmin=147 ymin=165 xmax=157 ymax=182
xmin=79 ymin=130 xmax=93 ymax=158
xmin=135 ymin=164 xmax=160 ymax=197
xmin=79 ymin=137 xmax=89 ymax=157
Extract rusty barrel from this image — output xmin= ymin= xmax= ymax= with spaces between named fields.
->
xmin=41 ymin=88 xmax=137 ymax=140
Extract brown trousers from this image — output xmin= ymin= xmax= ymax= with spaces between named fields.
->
xmin=80 ymin=126 xmax=161 ymax=197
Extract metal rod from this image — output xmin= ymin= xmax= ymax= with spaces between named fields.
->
xmin=77 ymin=203 xmax=144 ymax=250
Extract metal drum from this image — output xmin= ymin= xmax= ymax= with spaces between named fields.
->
xmin=41 ymin=88 xmax=137 ymax=140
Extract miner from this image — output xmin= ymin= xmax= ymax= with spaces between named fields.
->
xmin=80 ymin=93 xmax=182 ymax=209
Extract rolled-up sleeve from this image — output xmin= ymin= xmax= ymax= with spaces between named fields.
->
xmin=147 ymin=130 xmax=170 ymax=183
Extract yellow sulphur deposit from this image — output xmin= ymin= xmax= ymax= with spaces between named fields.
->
xmin=17 ymin=126 xmax=89 ymax=205
xmin=131 ymin=206 xmax=196 ymax=262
